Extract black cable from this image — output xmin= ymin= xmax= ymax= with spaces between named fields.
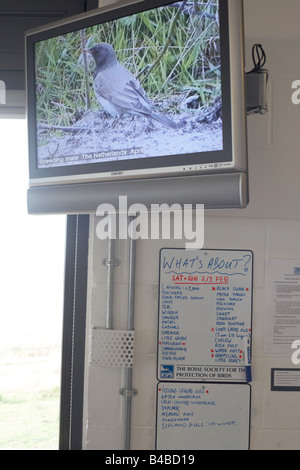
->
xmin=247 ymin=44 xmax=267 ymax=74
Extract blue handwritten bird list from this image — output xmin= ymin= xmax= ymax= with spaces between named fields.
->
xmin=157 ymin=249 xmax=253 ymax=382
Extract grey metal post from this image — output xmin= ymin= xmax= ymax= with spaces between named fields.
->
xmin=105 ymin=235 xmax=115 ymax=330
xmin=123 ymin=218 xmax=137 ymax=450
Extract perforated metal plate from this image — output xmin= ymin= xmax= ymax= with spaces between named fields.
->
xmin=90 ymin=328 xmax=135 ymax=367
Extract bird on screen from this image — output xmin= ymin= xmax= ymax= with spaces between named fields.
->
xmin=86 ymin=43 xmax=177 ymax=129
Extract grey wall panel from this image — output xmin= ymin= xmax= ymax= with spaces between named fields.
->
xmin=0 ymin=0 xmax=99 ymax=117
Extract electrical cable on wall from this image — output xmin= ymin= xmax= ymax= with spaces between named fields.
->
xmin=246 ymin=44 xmax=269 ymax=115
xmin=247 ymin=43 xmax=267 ymax=74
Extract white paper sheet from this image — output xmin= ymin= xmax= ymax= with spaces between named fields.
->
xmin=264 ymin=260 xmax=300 ymax=354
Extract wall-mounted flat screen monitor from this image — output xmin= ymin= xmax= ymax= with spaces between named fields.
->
xmin=26 ymin=0 xmax=248 ymax=213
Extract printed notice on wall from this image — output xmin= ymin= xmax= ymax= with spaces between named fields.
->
xmin=157 ymin=249 xmax=253 ymax=382
xmin=271 ymin=368 xmax=300 ymax=391
xmin=264 ymin=259 xmax=300 ymax=354
xmin=156 ymin=382 xmax=251 ymax=450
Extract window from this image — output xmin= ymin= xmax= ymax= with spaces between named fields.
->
xmin=0 ymin=119 xmax=66 ymax=450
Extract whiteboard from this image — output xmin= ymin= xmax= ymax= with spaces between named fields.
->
xmin=157 ymin=249 xmax=253 ymax=382
xmin=156 ymin=382 xmax=251 ymax=450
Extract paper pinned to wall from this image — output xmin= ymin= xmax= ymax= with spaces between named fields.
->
xmin=264 ymin=259 xmax=300 ymax=354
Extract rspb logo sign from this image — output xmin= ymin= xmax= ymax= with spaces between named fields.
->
xmin=160 ymin=365 xmax=174 ymax=379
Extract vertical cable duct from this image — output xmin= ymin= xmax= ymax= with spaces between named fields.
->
xmin=123 ymin=217 xmax=137 ymax=450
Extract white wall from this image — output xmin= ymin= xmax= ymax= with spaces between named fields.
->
xmin=83 ymin=0 xmax=300 ymax=450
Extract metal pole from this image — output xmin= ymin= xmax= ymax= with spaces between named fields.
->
xmin=123 ymin=367 xmax=134 ymax=450
xmin=127 ymin=227 xmax=136 ymax=332
xmin=105 ymin=235 xmax=115 ymax=330
xmin=123 ymin=218 xmax=137 ymax=450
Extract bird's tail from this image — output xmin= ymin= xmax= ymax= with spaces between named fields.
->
xmin=151 ymin=112 xmax=178 ymax=130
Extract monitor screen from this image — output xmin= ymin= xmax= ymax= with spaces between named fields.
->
xmin=26 ymin=0 xmax=247 ymax=187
